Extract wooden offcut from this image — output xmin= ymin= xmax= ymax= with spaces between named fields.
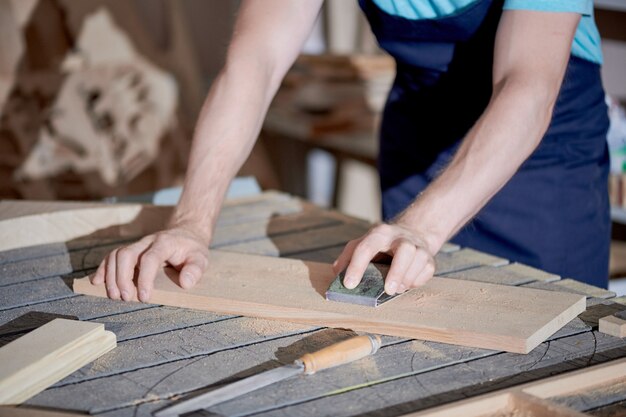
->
xmin=74 ymin=250 xmax=585 ymax=354
xmin=0 ymin=318 xmax=116 ymax=405
xmin=599 ymin=311 xmax=626 ymax=338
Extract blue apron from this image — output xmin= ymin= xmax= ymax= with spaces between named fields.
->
xmin=359 ymin=0 xmax=611 ymax=287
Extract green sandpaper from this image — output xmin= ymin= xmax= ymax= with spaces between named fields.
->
xmin=325 ymin=262 xmax=399 ymax=307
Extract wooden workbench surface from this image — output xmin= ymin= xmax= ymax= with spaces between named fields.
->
xmin=1 ymin=192 xmax=625 ymax=416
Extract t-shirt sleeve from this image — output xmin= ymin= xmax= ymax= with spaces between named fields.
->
xmin=503 ymin=0 xmax=593 ymax=16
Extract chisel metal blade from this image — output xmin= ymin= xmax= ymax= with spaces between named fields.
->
xmin=154 ymin=362 xmax=305 ymax=417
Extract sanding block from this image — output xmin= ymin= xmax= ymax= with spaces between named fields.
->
xmin=325 ymin=263 xmax=400 ymax=307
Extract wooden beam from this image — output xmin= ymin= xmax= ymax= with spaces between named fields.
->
xmin=0 ymin=318 xmax=116 ymax=405
xmin=74 ymin=250 xmax=585 ymax=354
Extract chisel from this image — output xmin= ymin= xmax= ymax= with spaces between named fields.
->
xmin=153 ymin=334 xmax=382 ymax=417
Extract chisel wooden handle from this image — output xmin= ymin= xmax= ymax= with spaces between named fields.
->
xmin=299 ymin=335 xmax=382 ymax=375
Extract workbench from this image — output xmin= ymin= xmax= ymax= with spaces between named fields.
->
xmin=1 ymin=191 xmax=626 ymax=416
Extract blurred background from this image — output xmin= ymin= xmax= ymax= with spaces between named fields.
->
xmin=1 ymin=0 xmax=625 ymax=277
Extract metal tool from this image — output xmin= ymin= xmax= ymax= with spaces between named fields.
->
xmin=153 ymin=334 xmax=382 ymax=417
xmin=326 ymin=262 xmax=399 ymax=307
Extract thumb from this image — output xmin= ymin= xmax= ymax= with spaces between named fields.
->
xmin=179 ymin=254 xmax=207 ymax=289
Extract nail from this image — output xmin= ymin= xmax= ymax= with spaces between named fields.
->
xmin=139 ymin=290 xmax=148 ymax=302
xmin=181 ymin=273 xmax=193 ymax=287
xmin=344 ymin=276 xmax=356 ymax=289
xmin=120 ymin=290 xmax=129 ymax=301
xmin=386 ymin=281 xmax=397 ymax=295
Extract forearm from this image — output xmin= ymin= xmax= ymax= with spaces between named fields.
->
xmin=170 ymin=64 xmax=280 ymax=239
xmin=396 ymin=77 xmax=557 ymax=253
xmin=169 ymin=0 xmax=323 ymax=242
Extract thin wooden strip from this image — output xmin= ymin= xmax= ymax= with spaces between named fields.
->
xmin=0 ymin=319 xmax=116 ymax=404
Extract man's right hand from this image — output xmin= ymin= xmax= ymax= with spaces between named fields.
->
xmin=91 ymin=226 xmax=210 ymax=303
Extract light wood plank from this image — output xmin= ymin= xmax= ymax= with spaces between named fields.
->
xmin=74 ymin=250 xmax=585 ymax=353
xmin=0 ymin=318 xmax=116 ymax=404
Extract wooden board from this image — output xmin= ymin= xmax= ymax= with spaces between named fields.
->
xmin=0 ymin=318 xmax=116 ymax=404
xmin=404 ymin=358 xmax=626 ymax=417
xmin=74 ymin=250 xmax=585 ymax=354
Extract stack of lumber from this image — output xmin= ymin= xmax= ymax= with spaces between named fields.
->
xmin=0 ymin=318 xmax=116 ymax=405
xmin=610 ymin=173 xmax=626 ymax=208
xmin=266 ymin=54 xmax=395 ymax=138
xmin=0 ymin=0 xmax=186 ymax=200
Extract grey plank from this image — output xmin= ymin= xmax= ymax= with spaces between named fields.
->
xmin=524 ymin=279 xmax=616 ymax=299
xmin=443 ymin=265 xmax=536 ymax=286
xmin=0 ymin=277 xmax=75 ymax=311
xmin=244 ymin=331 xmax=626 ymax=417
xmin=551 ymin=378 xmax=626 ymax=412
xmin=0 ymin=295 xmax=153 ymax=328
xmin=219 ymin=223 xmax=368 ymax=257
xmin=500 ymin=262 xmax=561 ymax=283
xmin=0 ymin=244 xmax=119 ymax=286
xmin=287 ymin=244 xmax=345 ymax=263
xmin=34 ymin=316 xmax=591 ymax=415
xmin=434 ymin=248 xmax=509 ymax=276
xmin=26 ymin=329 xmax=352 ymax=413
xmin=211 ymin=210 xmax=342 ymax=248
xmin=55 ymin=317 xmax=317 ymax=387
xmin=588 ymin=399 xmax=626 ymax=416
xmin=0 ymin=212 xmax=345 ymax=287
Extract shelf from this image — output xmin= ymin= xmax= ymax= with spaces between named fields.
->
xmin=595 ymin=0 xmax=626 ymax=13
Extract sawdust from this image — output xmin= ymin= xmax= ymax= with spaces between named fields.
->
xmin=237 ymin=317 xmax=312 ymax=337
xmin=482 ymin=407 xmax=536 ymax=417
xmin=407 ymin=340 xmax=447 ymax=360
xmin=354 ymin=355 xmax=382 ymax=379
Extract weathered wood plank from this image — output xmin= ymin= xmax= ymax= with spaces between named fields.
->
xmin=55 ymin=316 xmax=316 ymax=387
xmin=218 ymin=223 xmax=369 ymax=257
xmin=242 ymin=331 xmax=626 ymax=417
xmin=28 ymin=317 xmax=592 ymax=415
xmin=0 ymin=296 xmax=152 ymax=329
xmin=500 ymin=263 xmax=561 ymax=283
xmin=524 ymin=279 xmax=616 ymax=299
xmin=0 ymin=278 xmax=76 ymax=312
xmin=443 ymin=265 xmax=536 ymax=286
xmin=211 ymin=210 xmax=343 ymax=248
xmin=551 ymin=378 xmax=626 ymax=413
xmin=434 ymin=248 xmax=508 ymax=276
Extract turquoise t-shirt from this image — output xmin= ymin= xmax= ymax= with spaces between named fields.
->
xmin=371 ymin=0 xmax=603 ymax=64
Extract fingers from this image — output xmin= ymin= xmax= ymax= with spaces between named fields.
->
xmin=136 ymin=244 xmax=166 ymax=303
xmin=343 ymin=234 xmax=391 ymax=289
xmin=104 ymin=249 xmax=120 ymax=300
xmin=91 ymin=259 xmax=106 ymax=285
xmin=384 ymin=241 xmax=415 ymax=295
xmin=401 ymin=250 xmax=435 ymax=290
xmin=179 ymin=252 xmax=209 ymax=289
xmin=333 ymin=238 xmax=361 ymax=275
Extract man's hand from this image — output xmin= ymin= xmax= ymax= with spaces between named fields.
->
xmin=333 ymin=223 xmax=436 ymax=296
xmin=91 ymin=227 xmax=210 ymax=303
